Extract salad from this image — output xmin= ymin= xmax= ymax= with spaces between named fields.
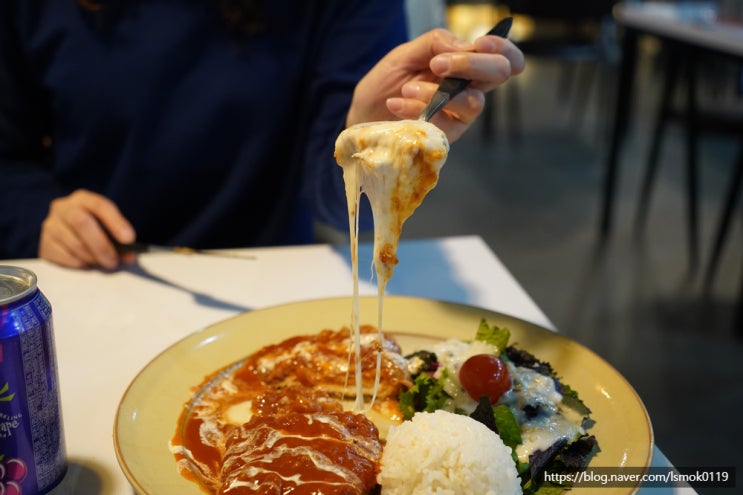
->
xmin=398 ymin=320 xmax=599 ymax=494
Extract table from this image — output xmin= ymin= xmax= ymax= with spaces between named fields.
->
xmin=2 ymin=235 xmax=695 ymax=494
xmin=600 ymin=1 xmax=743 ymax=247
xmin=602 ymin=1 xmax=743 ymax=333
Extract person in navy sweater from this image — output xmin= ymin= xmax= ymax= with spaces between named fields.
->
xmin=0 ymin=0 xmax=523 ymax=269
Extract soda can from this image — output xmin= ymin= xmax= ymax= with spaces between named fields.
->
xmin=0 ymin=266 xmax=66 ymax=495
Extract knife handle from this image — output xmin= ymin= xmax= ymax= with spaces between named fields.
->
xmin=98 ymin=222 xmax=146 ymax=254
xmin=111 ymin=240 xmax=151 ymax=254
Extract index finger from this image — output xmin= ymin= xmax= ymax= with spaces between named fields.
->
xmin=66 ymin=191 xmax=136 ymax=268
xmin=474 ymin=35 xmax=525 ymax=76
xmin=395 ymin=28 xmax=475 ymax=70
xmin=429 ymin=50 xmax=515 ymax=92
xmin=82 ymin=194 xmax=136 ymax=246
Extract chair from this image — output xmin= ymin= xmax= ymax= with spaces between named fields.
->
xmin=486 ymin=0 xmax=620 ymax=139
xmin=705 ymin=136 xmax=743 ymax=289
xmin=633 ymin=44 xmax=743 ymax=275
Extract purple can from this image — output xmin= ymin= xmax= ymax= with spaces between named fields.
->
xmin=0 ymin=266 xmax=66 ymax=495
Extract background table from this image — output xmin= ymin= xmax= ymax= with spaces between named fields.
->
xmin=601 ymin=1 xmax=743 ymax=242
xmin=2 ymin=235 xmax=695 ymax=494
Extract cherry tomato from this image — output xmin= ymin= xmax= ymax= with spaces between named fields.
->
xmin=458 ymin=354 xmax=511 ymax=404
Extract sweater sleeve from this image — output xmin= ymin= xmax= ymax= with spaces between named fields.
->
xmin=0 ymin=1 xmax=410 ymax=257
xmin=299 ymin=0 xmax=408 ymax=234
xmin=0 ymin=3 xmax=60 ymax=259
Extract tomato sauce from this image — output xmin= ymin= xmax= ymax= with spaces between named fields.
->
xmin=219 ymin=411 xmax=380 ymax=495
xmin=170 ymin=327 xmax=407 ymax=494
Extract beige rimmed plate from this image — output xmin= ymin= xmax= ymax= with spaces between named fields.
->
xmin=114 ymin=296 xmax=653 ymax=494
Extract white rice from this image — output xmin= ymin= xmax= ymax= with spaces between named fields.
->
xmin=378 ymin=410 xmax=522 ymax=495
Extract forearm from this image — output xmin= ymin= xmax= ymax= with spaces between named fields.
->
xmin=300 ymin=0 xmax=407 ymax=233
xmin=0 ymin=159 xmax=61 ymax=258
xmin=0 ymin=1 xmax=58 ymax=258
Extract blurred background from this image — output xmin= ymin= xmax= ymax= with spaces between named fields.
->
xmin=400 ymin=1 xmax=743 ymax=492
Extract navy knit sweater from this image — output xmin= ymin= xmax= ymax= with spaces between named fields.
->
xmin=0 ymin=0 xmax=407 ymax=257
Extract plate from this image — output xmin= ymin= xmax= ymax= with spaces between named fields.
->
xmin=114 ymin=296 xmax=653 ymax=494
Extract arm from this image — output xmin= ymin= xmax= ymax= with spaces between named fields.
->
xmin=0 ymin=3 xmax=57 ymax=259
xmin=299 ymin=0 xmax=409 ymax=233
xmin=300 ymin=2 xmax=524 ymax=233
xmin=0 ymin=4 xmax=134 ymax=266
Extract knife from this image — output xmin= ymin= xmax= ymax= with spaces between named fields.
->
xmin=419 ymin=16 xmax=514 ymax=122
xmin=110 ymin=239 xmax=256 ymax=260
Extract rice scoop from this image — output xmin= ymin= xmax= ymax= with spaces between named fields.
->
xmin=378 ymin=410 xmax=522 ymax=495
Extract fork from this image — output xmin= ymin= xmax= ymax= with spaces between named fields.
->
xmin=418 ymin=17 xmax=514 ymax=122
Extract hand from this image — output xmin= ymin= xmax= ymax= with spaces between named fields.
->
xmin=347 ymin=27 xmax=525 ymax=142
xmin=38 ymin=189 xmax=137 ymax=269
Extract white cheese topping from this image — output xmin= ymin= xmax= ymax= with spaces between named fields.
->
xmin=335 ymin=120 xmax=449 ymax=410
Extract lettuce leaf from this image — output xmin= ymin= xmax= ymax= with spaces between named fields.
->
xmin=558 ymin=382 xmax=592 ymax=418
xmin=475 ymin=319 xmax=510 ymax=351
xmin=524 ymin=481 xmax=569 ymax=495
xmin=398 ymin=372 xmax=450 ymax=420
xmin=398 ymin=320 xmax=599 ymax=495
xmin=505 ymin=345 xmax=591 ymax=418
xmin=493 ymin=404 xmax=522 ymax=451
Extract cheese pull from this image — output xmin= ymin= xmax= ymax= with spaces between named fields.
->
xmin=335 ymin=120 xmax=449 ymax=283
xmin=335 ymin=119 xmax=449 ymax=411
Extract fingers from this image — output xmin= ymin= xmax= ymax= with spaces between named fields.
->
xmin=393 ymin=28 xmax=476 ymax=68
xmin=38 ymin=189 xmax=136 ymax=270
xmin=430 ymin=52 xmax=513 ymax=93
xmin=386 ymin=81 xmax=485 ymax=142
xmin=428 ymin=37 xmax=524 ymax=92
xmin=39 ymin=218 xmax=93 ymax=269
xmin=474 ymin=34 xmax=526 ymax=76
xmin=347 ymin=25 xmax=525 ymax=141
xmin=389 ymin=80 xmax=484 ymax=119
xmin=95 ymin=196 xmax=136 ymax=247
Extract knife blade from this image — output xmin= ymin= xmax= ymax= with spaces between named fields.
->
xmin=111 ymin=240 xmax=256 ymax=260
xmin=100 ymin=220 xmax=257 ymax=260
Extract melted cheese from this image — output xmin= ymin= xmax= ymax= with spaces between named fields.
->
xmin=171 ymin=120 xmax=448 ymax=494
xmin=335 ymin=120 xmax=449 ymax=410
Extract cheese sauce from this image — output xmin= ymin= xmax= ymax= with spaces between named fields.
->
xmin=334 ymin=120 xmax=449 ymax=409
xmin=501 ymin=365 xmax=585 ymax=463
